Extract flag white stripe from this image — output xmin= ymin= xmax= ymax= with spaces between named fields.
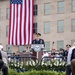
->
xmin=21 ymin=0 xmax=25 ymax=45
xmin=17 ymin=4 xmax=21 ymax=45
xmin=30 ymin=0 xmax=33 ymax=44
xmin=10 ymin=4 xmax=14 ymax=45
xmin=26 ymin=0 xmax=29 ymax=45
xmin=13 ymin=4 xmax=17 ymax=45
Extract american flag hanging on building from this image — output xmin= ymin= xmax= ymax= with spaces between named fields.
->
xmin=8 ymin=0 xmax=34 ymax=45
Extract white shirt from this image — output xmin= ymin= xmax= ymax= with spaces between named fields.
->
xmin=67 ymin=46 xmax=75 ymax=65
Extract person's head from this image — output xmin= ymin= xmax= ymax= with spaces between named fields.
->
xmin=36 ymin=33 xmax=41 ymax=39
xmin=52 ymin=48 xmax=56 ymax=53
xmin=66 ymin=44 xmax=71 ymax=50
xmin=23 ymin=50 xmax=26 ymax=54
xmin=16 ymin=51 xmax=20 ymax=55
xmin=30 ymin=49 xmax=33 ymax=54
xmin=13 ymin=52 xmax=15 ymax=56
xmin=55 ymin=52 xmax=59 ymax=56
xmin=48 ymin=52 xmax=51 ymax=56
xmin=43 ymin=50 xmax=47 ymax=54
xmin=59 ymin=48 xmax=64 ymax=53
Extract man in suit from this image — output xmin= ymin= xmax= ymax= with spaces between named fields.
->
xmin=32 ymin=33 xmax=45 ymax=46
xmin=0 ymin=43 xmax=8 ymax=75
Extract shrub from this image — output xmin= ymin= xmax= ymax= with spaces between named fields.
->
xmin=9 ymin=69 xmax=66 ymax=75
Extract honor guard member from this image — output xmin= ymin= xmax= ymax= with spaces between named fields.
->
xmin=68 ymin=43 xmax=75 ymax=75
xmin=66 ymin=43 xmax=75 ymax=75
xmin=32 ymin=33 xmax=45 ymax=46
xmin=63 ymin=44 xmax=71 ymax=61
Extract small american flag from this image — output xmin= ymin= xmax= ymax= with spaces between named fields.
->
xmin=8 ymin=0 xmax=34 ymax=45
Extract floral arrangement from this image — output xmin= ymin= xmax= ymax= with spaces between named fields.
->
xmin=8 ymin=57 xmax=66 ymax=72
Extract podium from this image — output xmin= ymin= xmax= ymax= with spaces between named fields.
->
xmin=31 ymin=44 xmax=44 ymax=60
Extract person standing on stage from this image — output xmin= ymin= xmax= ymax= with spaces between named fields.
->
xmin=32 ymin=33 xmax=45 ymax=46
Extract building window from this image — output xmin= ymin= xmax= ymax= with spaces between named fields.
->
xmin=57 ymin=20 xmax=64 ymax=33
xmin=18 ymin=46 xmax=24 ymax=53
xmin=72 ymin=0 xmax=75 ymax=11
xmin=71 ymin=19 xmax=75 ymax=31
xmin=34 ymin=5 xmax=38 ymax=16
xmin=45 ymin=41 xmax=50 ymax=51
xmin=6 ymin=45 xmax=12 ymax=54
xmin=6 ymin=25 xmax=8 ymax=37
xmin=58 ymin=1 xmax=64 ymax=13
xmin=44 ymin=3 xmax=50 ymax=15
xmin=33 ymin=23 xmax=37 ymax=33
xmin=71 ymin=40 xmax=75 ymax=45
xmin=6 ymin=8 xmax=10 ymax=20
xmin=57 ymin=40 xmax=64 ymax=50
xmin=44 ymin=21 xmax=50 ymax=33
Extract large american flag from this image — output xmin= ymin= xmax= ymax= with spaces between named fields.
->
xmin=8 ymin=0 xmax=34 ymax=45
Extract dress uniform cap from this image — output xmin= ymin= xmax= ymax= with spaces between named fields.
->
xmin=36 ymin=33 xmax=41 ymax=36
xmin=48 ymin=52 xmax=51 ymax=54
xmin=55 ymin=52 xmax=59 ymax=54
xmin=66 ymin=44 xmax=71 ymax=48
xmin=30 ymin=49 xmax=33 ymax=52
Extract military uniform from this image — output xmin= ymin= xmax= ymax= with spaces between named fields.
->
xmin=31 ymin=33 xmax=45 ymax=60
xmin=32 ymin=33 xmax=45 ymax=46
xmin=32 ymin=39 xmax=45 ymax=44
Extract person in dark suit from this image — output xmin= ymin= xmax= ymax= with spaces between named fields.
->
xmin=0 ymin=43 xmax=8 ymax=75
xmin=32 ymin=33 xmax=45 ymax=46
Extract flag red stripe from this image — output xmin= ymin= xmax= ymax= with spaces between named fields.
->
xmin=20 ymin=4 xmax=22 ymax=45
xmin=32 ymin=0 xmax=34 ymax=41
xmin=24 ymin=0 xmax=26 ymax=44
xmin=12 ymin=4 xmax=15 ymax=45
xmin=16 ymin=4 xmax=18 ymax=45
xmin=28 ymin=0 xmax=30 ymax=44
xmin=26 ymin=0 xmax=29 ymax=45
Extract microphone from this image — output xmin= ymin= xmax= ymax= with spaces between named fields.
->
xmin=52 ymin=42 xmax=54 ymax=44
xmin=52 ymin=42 xmax=54 ymax=50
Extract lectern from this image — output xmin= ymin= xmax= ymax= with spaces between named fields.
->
xmin=31 ymin=44 xmax=44 ymax=60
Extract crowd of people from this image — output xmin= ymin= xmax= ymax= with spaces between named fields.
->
xmin=0 ymin=42 xmax=75 ymax=75
xmin=42 ymin=44 xmax=71 ymax=61
xmin=0 ymin=31 xmax=75 ymax=75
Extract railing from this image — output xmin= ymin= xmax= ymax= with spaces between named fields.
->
xmin=8 ymin=56 xmax=66 ymax=72
xmin=8 ymin=56 xmax=39 ymax=72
